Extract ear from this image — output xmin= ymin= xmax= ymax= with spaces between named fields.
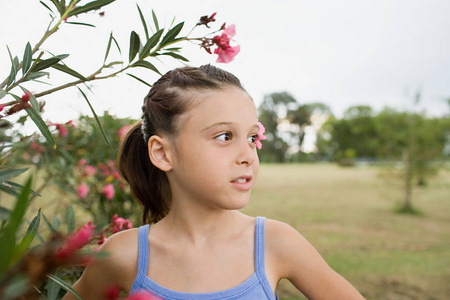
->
xmin=148 ymin=135 xmax=173 ymax=172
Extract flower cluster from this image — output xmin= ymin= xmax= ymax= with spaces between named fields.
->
xmin=196 ymin=13 xmax=240 ymax=63
xmin=256 ymin=121 xmax=267 ymax=150
xmin=103 ymin=285 xmax=160 ymax=300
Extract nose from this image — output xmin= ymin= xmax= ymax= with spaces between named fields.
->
xmin=236 ymin=139 xmax=256 ymax=166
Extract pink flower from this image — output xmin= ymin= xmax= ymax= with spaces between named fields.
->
xmin=78 ymin=158 xmax=86 ymax=166
xmin=84 ymin=165 xmax=97 ymax=177
xmin=103 ymin=183 xmax=115 ymax=200
xmin=0 ymin=104 xmax=5 ymax=112
xmin=55 ymin=222 xmax=96 ymax=261
xmin=117 ymin=124 xmax=131 ymax=139
xmin=111 ymin=214 xmax=133 ymax=233
xmin=212 ymin=24 xmax=240 ymax=63
xmin=77 ymin=183 xmax=89 ymax=198
xmin=56 ymin=124 xmax=68 ymax=137
xmin=21 ymin=92 xmax=31 ymax=102
xmin=128 ymin=291 xmax=160 ymax=300
xmin=103 ymin=284 xmax=121 ymax=300
xmin=255 ymin=121 xmax=267 ymax=150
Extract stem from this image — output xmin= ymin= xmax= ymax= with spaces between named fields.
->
xmin=0 ymin=1 xmax=80 ymax=90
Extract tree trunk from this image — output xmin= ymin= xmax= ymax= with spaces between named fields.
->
xmin=403 ymin=148 xmax=413 ymax=209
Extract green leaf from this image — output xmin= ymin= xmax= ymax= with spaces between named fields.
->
xmin=29 ymin=57 xmax=61 ymax=73
xmin=40 ymin=1 xmax=54 ymax=14
xmin=77 ymin=87 xmax=113 ymax=149
xmin=3 ymin=181 xmax=40 ymax=196
xmin=0 ymin=89 xmax=6 ymax=99
xmin=139 ymin=29 xmax=164 ymax=59
xmin=53 ymin=215 xmax=60 ymax=231
xmin=24 ymin=71 xmax=49 ymax=82
xmin=0 ymin=206 xmax=10 ymax=222
xmin=160 ymin=22 xmax=184 ymax=47
xmin=68 ymin=0 xmax=116 ymax=17
xmin=152 ymin=9 xmax=159 ymax=31
xmin=0 ymin=177 xmax=32 ymax=274
xmin=126 ymin=73 xmax=152 ymax=87
xmin=47 ymin=274 xmax=83 ymax=300
xmin=129 ymin=31 xmax=140 ymax=63
xmin=103 ymin=32 xmax=113 ymax=63
xmin=66 ymin=21 xmax=96 ymax=27
xmin=19 ymin=86 xmax=39 ymax=112
xmin=0 ymin=168 xmax=28 ymax=182
xmin=112 ymin=35 xmax=122 ymax=55
xmin=22 ymin=42 xmax=32 ymax=75
xmin=42 ymin=212 xmax=57 ymax=233
xmin=50 ymin=0 xmax=63 ymax=16
xmin=3 ymin=275 xmax=30 ymax=299
xmin=47 ymin=274 xmax=61 ymax=300
xmin=51 ymin=63 xmax=87 ymax=81
xmin=19 ymin=209 xmax=41 ymax=250
xmin=7 ymin=56 xmax=19 ymax=87
xmin=55 ymin=54 xmax=70 ymax=60
xmin=131 ymin=60 xmax=161 ymax=75
xmin=24 ymin=105 xmax=56 ymax=149
xmin=161 ymin=52 xmax=189 ymax=62
xmin=136 ymin=4 xmax=149 ymax=40
xmin=67 ymin=204 xmax=75 ymax=233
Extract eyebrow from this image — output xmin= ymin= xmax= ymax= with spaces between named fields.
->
xmin=201 ymin=122 xmax=233 ymax=132
xmin=201 ymin=122 xmax=259 ymax=132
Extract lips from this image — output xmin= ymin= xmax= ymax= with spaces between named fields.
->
xmin=230 ymin=175 xmax=253 ymax=191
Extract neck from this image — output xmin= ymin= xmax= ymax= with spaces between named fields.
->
xmin=157 ymin=202 xmax=244 ymax=247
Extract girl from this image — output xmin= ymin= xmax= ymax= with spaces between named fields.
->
xmin=63 ymin=65 xmax=364 ymax=299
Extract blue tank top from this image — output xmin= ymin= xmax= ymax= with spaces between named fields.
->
xmin=129 ymin=216 xmax=278 ymax=299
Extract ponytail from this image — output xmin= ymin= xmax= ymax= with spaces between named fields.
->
xmin=117 ymin=121 xmax=171 ymax=224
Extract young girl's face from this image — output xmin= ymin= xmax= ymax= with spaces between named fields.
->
xmin=168 ymin=87 xmax=259 ymax=210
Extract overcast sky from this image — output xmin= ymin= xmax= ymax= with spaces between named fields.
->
xmin=1 ymin=0 xmax=449 ymax=124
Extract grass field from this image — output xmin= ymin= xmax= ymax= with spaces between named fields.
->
xmin=9 ymin=163 xmax=450 ymax=299
xmin=242 ymin=164 xmax=450 ymax=300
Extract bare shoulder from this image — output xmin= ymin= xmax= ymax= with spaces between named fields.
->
xmin=63 ymin=228 xmax=140 ymax=299
xmin=264 ymin=219 xmax=365 ymax=299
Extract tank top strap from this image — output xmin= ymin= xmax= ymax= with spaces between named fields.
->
xmin=254 ymin=216 xmax=274 ymax=299
xmin=136 ymin=224 xmax=150 ymax=277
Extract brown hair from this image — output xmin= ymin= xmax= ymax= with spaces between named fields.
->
xmin=118 ymin=65 xmax=245 ymax=224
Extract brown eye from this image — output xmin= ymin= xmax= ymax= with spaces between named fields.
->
xmin=216 ymin=132 xmax=232 ymax=141
xmin=248 ymin=135 xmax=257 ymax=144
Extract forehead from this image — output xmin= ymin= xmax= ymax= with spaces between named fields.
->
xmin=182 ymin=87 xmax=256 ymax=129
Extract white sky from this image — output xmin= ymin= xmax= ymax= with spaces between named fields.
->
xmin=1 ymin=0 xmax=450 ymax=124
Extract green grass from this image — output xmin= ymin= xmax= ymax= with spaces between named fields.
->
xmin=242 ymin=164 xmax=450 ymax=300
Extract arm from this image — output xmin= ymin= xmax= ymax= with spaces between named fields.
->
xmin=62 ymin=229 xmax=139 ymax=300
xmin=265 ymin=220 xmax=365 ymax=300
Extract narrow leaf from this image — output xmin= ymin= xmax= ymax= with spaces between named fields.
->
xmin=19 ymin=209 xmax=41 ymax=250
xmin=4 ymin=181 xmax=40 ymax=196
xmin=47 ymin=274 xmax=83 ymax=300
xmin=0 ymin=89 xmax=6 ymax=99
xmin=55 ymin=54 xmax=70 ymax=60
xmin=42 ymin=212 xmax=57 ymax=233
xmin=129 ymin=31 xmax=140 ymax=63
xmin=112 ymin=35 xmax=122 ymax=55
xmin=136 ymin=4 xmax=149 ymax=40
xmin=104 ymin=32 xmax=113 ymax=63
xmin=51 ymin=63 xmax=87 ymax=81
xmin=67 ymin=204 xmax=75 ymax=233
xmin=22 ymin=42 xmax=32 ymax=75
xmin=0 ymin=206 xmax=10 ymax=222
xmin=0 ymin=168 xmax=28 ymax=182
xmin=19 ymin=86 xmax=40 ymax=112
xmin=53 ymin=215 xmax=60 ymax=231
xmin=161 ymin=52 xmax=189 ymax=62
xmin=40 ymin=1 xmax=54 ymax=14
xmin=0 ymin=177 xmax=32 ymax=274
xmin=29 ymin=57 xmax=61 ymax=73
xmin=139 ymin=29 xmax=164 ymax=59
xmin=25 ymin=106 xmax=56 ymax=149
xmin=65 ymin=21 xmax=96 ymax=27
xmin=50 ymin=0 xmax=63 ymax=16
xmin=131 ymin=60 xmax=161 ymax=75
xmin=152 ymin=9 xmax=159 ymax=31
xmin=77 ymin=87 xmax=113 ymax=149
xmin=24 ymin=71 xmax=49 ymax=81
xmin=126 ymin=73 xmax=152 ymax=87
xmin=47 ymin=276 xmax=61 ymax=300
xmin=160 ymin=22 xmax=184 ymax=47
xmin=7 ymin=56 xmax=19 ymax=87
xmin=68 ymin=0 xmax=116 ymax=17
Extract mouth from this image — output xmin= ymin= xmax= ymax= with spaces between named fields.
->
xmin=231 ymin=175 xmax=252 ymax=184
